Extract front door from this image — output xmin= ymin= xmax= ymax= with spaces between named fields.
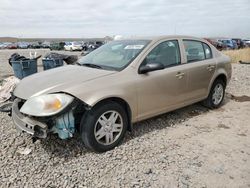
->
xmin=136 ymin=40 xmax=189 ymax=121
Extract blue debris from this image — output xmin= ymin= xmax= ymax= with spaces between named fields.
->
xmin=52 ymin=110 xmax=75 ymax=139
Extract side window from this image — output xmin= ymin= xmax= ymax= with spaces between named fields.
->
xmin=183 ymin=40 xmax=205 ymax=63
xmin=203 ymin=43 xmax=212 ymax=59
xmin=143 ymin=40 xmax=181 ymax=67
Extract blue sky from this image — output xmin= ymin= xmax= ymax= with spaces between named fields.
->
xmin=1 ymin=0 xmax=250 ymax=38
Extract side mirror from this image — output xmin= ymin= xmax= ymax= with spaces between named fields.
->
xmin=139 ymin=62 xmax=164 ymax=74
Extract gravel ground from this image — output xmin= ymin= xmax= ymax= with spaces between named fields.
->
xmin=0 ymin=49 xmax=250 ymax=188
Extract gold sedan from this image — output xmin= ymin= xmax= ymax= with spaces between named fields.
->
xmin=12 ymin=36 xmax=231 ymax=152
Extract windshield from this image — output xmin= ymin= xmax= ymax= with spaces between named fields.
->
xmin=79 ymin=40 xmax=150 ymax=71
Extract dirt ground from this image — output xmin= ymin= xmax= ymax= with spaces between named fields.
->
xmin=0 ymin=49 xmax=250 ymax=188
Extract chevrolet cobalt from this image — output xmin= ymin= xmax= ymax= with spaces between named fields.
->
xmin=12 ymin=36 xmax=231 ymax=152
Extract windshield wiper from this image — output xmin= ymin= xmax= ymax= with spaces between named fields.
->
xmin=80 ymin=63 xmax=103 ymax=69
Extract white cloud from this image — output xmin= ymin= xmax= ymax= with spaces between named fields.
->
xmin=0 ymin=0 xmax=249 ymax=38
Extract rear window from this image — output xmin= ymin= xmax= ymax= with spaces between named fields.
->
xmin=183 ymin=40 xmax=212 ymax=63
xmin=203 ymin=43 xmax=212 ymax=59
xmin=183 ymin=40 xmax=205 ymax=63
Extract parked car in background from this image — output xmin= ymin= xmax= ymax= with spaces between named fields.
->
xmin=17 ymin=42 xmax=30 ymax=49
xmin=232 ymin=38 xmax=245 ymax=49
xmin=81 ymin=41 xmax=105 ymax=53
xmin=0 ymin=42 xmax=11 ymax=49
xmin=49 ymin=42 xmax=65 ymax=51
xmin=81 ymin=48 xmax=95 ymax=56
xmin=87 ymin=41 xmax=104 ymax=50
xmin=12 ymin=36 xmax=231 ymax=152
xmin=29 ymin=42 xmax=42 ymax=49
xmin=41 ymin=41 xmax=50 ymax=48
xmin=243 ymin=39 xmax=250 ymax=47
xmin=2 ymin=42 xmax=11 ymax=49
xmin=216 ymin=40 xmax=227 ymax=51
xmin=204 ymin=38 xmax=226 ymax=51
xmin=64 ymin=41 xmax=83 ymax=51
xmin=220 ymin=39 xmax=237 ymax=50
xmin=232 ymin=40 xmax=238 ymax=49
xmin=95 ymin=41 xmax=104 ymax=48
xmin=7 ymin=43 xmax=18 ymax=49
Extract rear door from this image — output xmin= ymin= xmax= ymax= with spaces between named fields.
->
xmin=182 ymin=40 xmax=216 ymax=101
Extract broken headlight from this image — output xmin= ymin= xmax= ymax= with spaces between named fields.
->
xmin=20 ymin=94 xmax=74 ymax=117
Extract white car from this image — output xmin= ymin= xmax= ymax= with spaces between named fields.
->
xmin=64 ymin=42 xmax=83 ymax=51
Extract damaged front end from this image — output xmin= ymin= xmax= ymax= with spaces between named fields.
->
xmin=12 ymin=95 xmax=88 ymax=140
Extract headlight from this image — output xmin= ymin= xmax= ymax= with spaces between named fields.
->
xmin=20 ymin=93 xmax=74 ymax=116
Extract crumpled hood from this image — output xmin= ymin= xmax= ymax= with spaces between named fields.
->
xmin=14 ymin=65 xmax=115 ymax=100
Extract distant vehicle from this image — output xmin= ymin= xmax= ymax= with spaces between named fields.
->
xmin=41 ymin=41 xmax=50 ymax=48
xmin=17 ymin=42 xmax=30 ymax=49
xmin=232 ymin=38 xmax=245 ymax=49
xmin=232 ymin=40 xmax=238 ymax=49
xmin=95 ymin=41 xmax=104 ymax=48
xmin=243 ymin=39 xmax=250 ymax=47
xmin=64 ymin=42 xmax=83 ymax=51
xmin=49 ymin=42 xmax=65 ymax=51
xmin=220 ymin=39 xmax=236 ymax=50
xmin=88 ymin=41 xmax=104 ymax=49
xmin=204 ymin=38 xmax=226 ymax=51
xmin=12 ymin=36 xmax=232 ymax=152
xmin=0 ymin=42 xmax=11 ymax=49
xmin=216 ymin=40 xmax=227 ymax=51
xmin=7 ymin=43 xmax=18 ymax=49
xmin=81 ymin=48 xmax=95 ymax=56
xmin=29 ymin=42 xmax=42 ymax=49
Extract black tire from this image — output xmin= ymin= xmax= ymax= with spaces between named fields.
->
xmin=203 ymin=79 xmax=225 ymax=109
xmin=80 ymin=101 xmax=128 ymax=152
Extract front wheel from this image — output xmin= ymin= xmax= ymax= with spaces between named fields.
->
xmin=80 ymin=102 xmax=128 ymax=152
xmin=203 ymin=79 xmax=225 ymax=109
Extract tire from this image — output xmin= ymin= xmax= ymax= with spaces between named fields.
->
xmin=203 ymin=79 xmax=225 ymax=109
xmin=80 ymin=101 xmax=128 ymax=152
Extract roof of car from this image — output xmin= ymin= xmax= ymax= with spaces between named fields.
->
xmin=121 ymin=35 xmax=204 ymax=42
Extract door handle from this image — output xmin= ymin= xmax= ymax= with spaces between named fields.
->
xmin=176 ymin=72 xmax=185 ymax=79
xmin=207 ymin=65 xmax=215 ymax=71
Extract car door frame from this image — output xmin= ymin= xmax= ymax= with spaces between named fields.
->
xmin=133 ymin=38 xmax=191 ymax=121
xmin=179 ymin=39 xmax=217 ymax=105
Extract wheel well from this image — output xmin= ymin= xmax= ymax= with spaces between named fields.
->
xmin=93 ymin=97 xmax=132 ymax=132
xmin=215 ymin=74 xmax=227 ymax=86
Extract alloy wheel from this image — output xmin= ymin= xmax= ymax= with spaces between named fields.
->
xmin=94 ymin=110 xmax=123 ymax=145
xmin=212 ymin=83 xmax=224 ymax=105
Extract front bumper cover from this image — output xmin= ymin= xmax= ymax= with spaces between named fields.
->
xmin=12 ymin=99 xmax=48 ymax=138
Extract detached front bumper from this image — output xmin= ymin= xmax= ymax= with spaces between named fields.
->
xmin=12 ymin=99 xmax=48 ymax=138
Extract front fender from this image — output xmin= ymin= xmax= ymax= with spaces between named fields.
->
xmin=63 ymin=80 xmax=137 ymax=122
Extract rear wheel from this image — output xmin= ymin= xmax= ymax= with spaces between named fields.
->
xmin=203 ymin=79 xmax=225 ymax=109
xmin=80 ymin=101 xmax=128 ymax=152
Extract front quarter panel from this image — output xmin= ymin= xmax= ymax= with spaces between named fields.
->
xmin=63 ymin=69 xmax=138 ymax=122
